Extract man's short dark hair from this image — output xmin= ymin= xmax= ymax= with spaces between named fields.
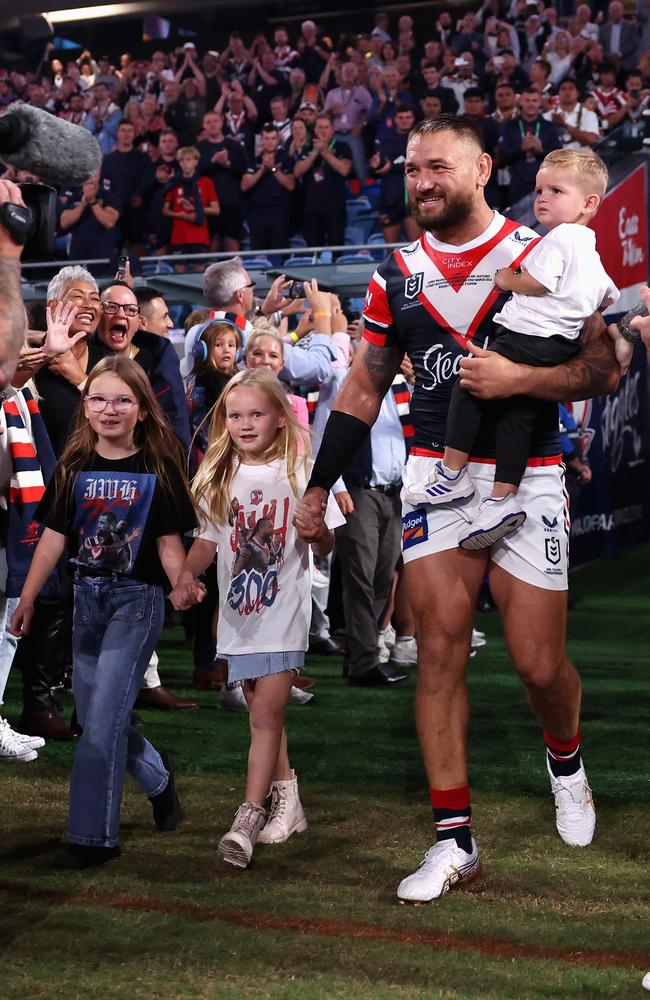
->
xmin=463 ymin=87 xmax=484 ymax=101
xmin=522 ymin=86 xmax=541 ymax=97
xmin=261 ymin=122 xmax=279 ymax=134
xmin=409 ymin=114 xmax=485 ymax=152
xmin=396 ymin=104 xmax=415 ymax=115
xmin=135 ymin=286 xmax=165 ymax=307
xmin=495 ymin=82 xmax=516 ymax=93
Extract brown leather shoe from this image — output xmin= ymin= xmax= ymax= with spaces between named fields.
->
xmin=192 ymin=660 xmax=228 ymax=690
xmin=19 ymin=709 xmax=74 ymax=741
xmin=135 ymin=685 xmax=198 ymax=711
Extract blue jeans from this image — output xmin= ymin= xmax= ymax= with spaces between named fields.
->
xmin=69 ymin=576 xmax=168 ymax=847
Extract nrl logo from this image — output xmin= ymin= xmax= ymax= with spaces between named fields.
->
xmin=404 ymin=272 xmax=424 ymax=300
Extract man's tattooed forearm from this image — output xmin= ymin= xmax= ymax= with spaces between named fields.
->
xmin=362 ymin=342 xmax=401 ymax=395
xmin=562 ymin=333 xmax=619 ymax=401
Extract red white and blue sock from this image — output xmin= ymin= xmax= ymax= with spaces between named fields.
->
xmin=545 ymin=730 xmax=582 ymax=778
xmin=430 ymin=784 xmax=473 ymax=854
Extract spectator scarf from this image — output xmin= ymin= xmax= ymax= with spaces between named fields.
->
xmin=2 ymin=388 xmax=57 ymax=598
xmin=163 ymin=174 xmax=205 ymax=226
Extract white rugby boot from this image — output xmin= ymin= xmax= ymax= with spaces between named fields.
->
xmin=546 ymin=757 xmax=596 ymax=847
xmin=459 ymin=494 xmax=526 ymax=550
xmin=397 ymin=836 xmax=482 ymax=903
xmin=403 ymin=461 xmax=475 ymax=507
xmin=258 ymin=770 xmax=308 ymax=844
xmin=217 ymin=801 xmax=267 ymax=868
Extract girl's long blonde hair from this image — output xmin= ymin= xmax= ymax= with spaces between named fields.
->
xmin=192 ymin=368 xmax=311 ymax=526
xmin=55 ymin=355 xmax=195 ymax=513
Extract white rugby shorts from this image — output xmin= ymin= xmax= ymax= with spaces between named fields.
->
xmin=401 ymin=454 xmax=569 ymax=591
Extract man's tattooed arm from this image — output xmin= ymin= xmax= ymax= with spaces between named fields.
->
xmin=461 ymin=312 xmax=620 ymax=403
xmin=333 ymin=336 xmax=404 ymax=424
xmin=0 ymin=257 xmax=26 ymax=390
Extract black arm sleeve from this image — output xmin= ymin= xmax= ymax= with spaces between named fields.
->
xmin=307 ymin=411 xmax=371 ymax=493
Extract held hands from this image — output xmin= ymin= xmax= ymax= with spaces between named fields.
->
xmin=169 ymin=579 xmax=207 ymax=611
xmin=293 ymin=489 xmax=327 ymax=542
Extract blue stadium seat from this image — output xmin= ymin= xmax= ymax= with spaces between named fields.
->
xmin=289 ymin=234 xmax=308 ymax=248
xmin=318 ymin=250 xmax=333 ymax=263
xmin=141 ymin=261 xmax=175 ymax=276
xmin=242 ymin=255 xmax=273 ymax=270
xmin=284 ymin=255 xmax=316 ymax=267
xmin=335 ymin=251 xmax=375 ymax=264
xmin=344 ymin=225 xmax=365 ymax=246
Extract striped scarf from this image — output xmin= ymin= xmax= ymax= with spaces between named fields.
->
xmin=3 ymin=387 xmax=57 ymax=598
xmin=306 ymin=374 xmax=414 ymax=454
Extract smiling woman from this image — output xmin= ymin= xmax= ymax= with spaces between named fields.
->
xmin=35 ymin=265 xmax=102 ymax=458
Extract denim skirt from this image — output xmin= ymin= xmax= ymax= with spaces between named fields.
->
xmin=227 ymin=650 xmax=304 ymax=683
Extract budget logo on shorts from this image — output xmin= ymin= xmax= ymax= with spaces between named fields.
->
xmin=545 ymin=536 xmax=561 ymax=565
xmin=402 ymin=509 xmax=428 ymax=549
xmin=404 ymin=272 xmax=424 ymax=300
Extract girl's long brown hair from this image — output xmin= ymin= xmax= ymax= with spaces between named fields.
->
xmin=54 ymin=355 xmax=195 ymax=513
xmin=192 ymin=368 xmax=310 ymax=527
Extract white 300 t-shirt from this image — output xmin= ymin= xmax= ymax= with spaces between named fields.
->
xmin=197 ymin=458 xmax=345 ymax=656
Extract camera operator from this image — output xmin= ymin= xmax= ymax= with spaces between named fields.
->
xmin=0 ymin=179 xmax=29 ymax=388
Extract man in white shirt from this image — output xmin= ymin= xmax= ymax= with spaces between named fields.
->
xmin=544 ymin=78 xmax=601 ymax=149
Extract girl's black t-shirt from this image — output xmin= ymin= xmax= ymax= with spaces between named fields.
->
xmin=36 ymin=451 xmax=196 ymax=587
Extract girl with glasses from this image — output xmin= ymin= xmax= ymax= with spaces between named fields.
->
xmin=11 ymin=356 xmax=197 ymax=869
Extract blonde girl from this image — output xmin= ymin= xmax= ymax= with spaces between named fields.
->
xmin=171 ymin=368 xmax=343 ymax=868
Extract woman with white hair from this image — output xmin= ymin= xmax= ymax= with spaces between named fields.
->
xmin=35 ymin=265 xmax=102 ymax=458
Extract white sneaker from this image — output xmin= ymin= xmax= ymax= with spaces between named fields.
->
xmin=219 ymin=684 xmax=249 ymax=712
xmin=546 ymin=758 xmax=596 ymax=847
xmin=289 ymin=685 xmax=314 ymax=705
xmin=397 ymin=837 xmax=482 ymax=903
xmin=458 ymin=494 xmax=526 ymax=550
xmin=471 ymin=628 xmax=486 ymax=649
xmin=217 ymin=800 xmax=267 ymax=868
xmin=390 ymin=636 xmax=418 ymax=666
xmin=0 ymin=716 xmax=45 ymax=750
xmin=0 ymin=718 xmax=38 ymax=763
xmin=404 ymin=462 xmax=475 ymax=507
xmin=258 ymin=770 xmax=308 ymax=844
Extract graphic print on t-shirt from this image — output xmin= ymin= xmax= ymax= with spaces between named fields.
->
xmin=226 ymin=488 xmax=290 ymax=616
xmin=72 ymin=470 xmax=156 ymax=574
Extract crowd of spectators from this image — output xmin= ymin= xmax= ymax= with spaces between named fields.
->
xmin=1 ymin=3 xmax=650 ymax=262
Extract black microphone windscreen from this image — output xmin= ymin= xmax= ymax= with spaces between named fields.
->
xmin=0 ymin=105 xmax=102 ymax=187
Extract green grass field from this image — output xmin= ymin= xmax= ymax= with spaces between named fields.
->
xmin=1 ymin=544 xmax=649 ymax=999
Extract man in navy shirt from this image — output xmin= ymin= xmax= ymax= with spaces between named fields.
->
xmin=58 ymin=173 xmax=122 ymax=270
xmin=102 ymin=120 xmax=150 ymax=254
xmin=241 ymin=124 xmax=295 ymax=250
xmin=294 ymin=114 xmax=351 ymax=248
xmin=197 ymin=111 xmax=246 ymax=252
